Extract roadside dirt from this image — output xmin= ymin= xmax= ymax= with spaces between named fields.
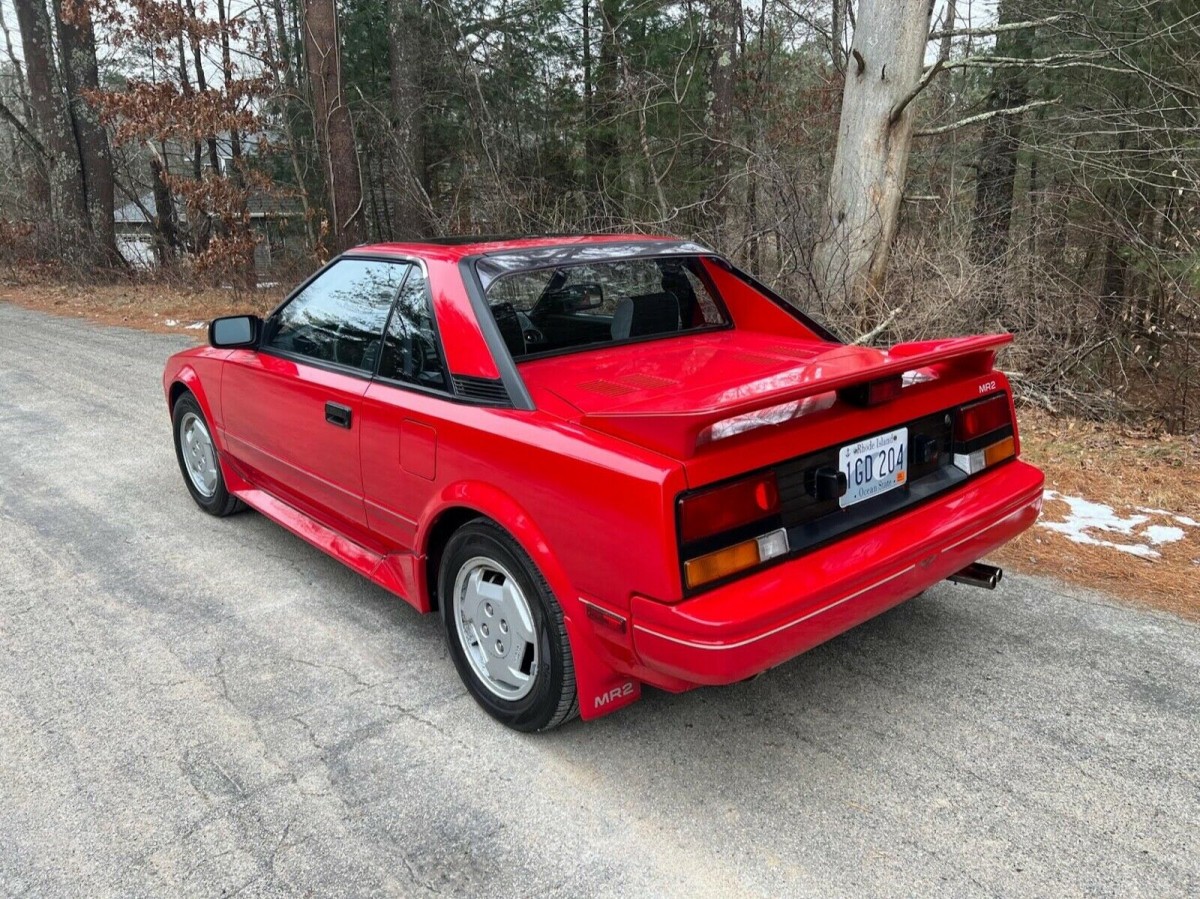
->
xmin=3 ymin=279 xmax=1196 ymax=620
xmin=0 ymin=277 xmax=284 ymax=337
xmin=995 ymin=411 xmax=1200 ymax=621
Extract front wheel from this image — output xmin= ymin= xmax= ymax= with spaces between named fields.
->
xmin=439 ymin=520 xmax=578 ymax=732
xmin=172 ymin=392 xmax=243 ymax=517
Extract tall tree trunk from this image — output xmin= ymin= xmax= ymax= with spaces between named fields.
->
xmin=969 ymin=0 xmax=1034 ymax=264
xmin=55 ymin=2 xmax=119 ymax=265
xmin=387 ymin=0 xmax=430 ymax=237
xmin=181 ymin=0 xmax=221 ymax=174
xmin=582 ymin=0 xmax=592 ymax=159
xmin=14 ymin=0 xmax=88 ymax=254
xmin=0 ymin=1 xmax=48 ymax=212
xmin=149 ymin=154 xmax=179 ymax=264
xmin=812 ymin=0 xmax=934 ymax=314
xmin=705 ymin=0 xmax=738 ymax=245
xmin=588 ymin=0 xmax=621 ymax=217
xmin=270 ymin=0 xmax=317 ymax=246
xmin=303 ymin=0 xmax=366 ymax=251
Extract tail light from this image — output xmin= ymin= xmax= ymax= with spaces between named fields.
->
xmin=679 ymin=472 xmax=780 ymax=543
xmin=678 ymin=472 xmax=786 ymax=589
xmin=955 ymin=394 xmax=1010 ymax=442
xmin=952 ymin=394 xmax=1015 ymax=474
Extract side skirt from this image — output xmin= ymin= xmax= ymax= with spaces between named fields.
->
xmin=232 ymin=486 xmax=421 ymax=608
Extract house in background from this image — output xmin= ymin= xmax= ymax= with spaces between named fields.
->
xmin=114 ymin=189 xmax=306 ymax=273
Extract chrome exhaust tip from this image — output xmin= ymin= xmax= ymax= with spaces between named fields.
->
xmin=948 ymin=562 xmax=1003 ymax=590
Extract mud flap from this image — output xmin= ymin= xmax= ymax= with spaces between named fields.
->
xmin=562 ymin=611 xmax=641 ymax=720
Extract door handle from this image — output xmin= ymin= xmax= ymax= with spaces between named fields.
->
xmin=325 ymin=401 xmax=352 ymax=429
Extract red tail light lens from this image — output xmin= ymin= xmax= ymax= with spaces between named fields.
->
xmin=955 ymin=394 xmax=1011 ymax=442
xmin=680 ymin=473 xmax=781 ymax=542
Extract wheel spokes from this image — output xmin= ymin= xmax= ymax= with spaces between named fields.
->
xmin=454 ymin=559 xmax=539 ymax=700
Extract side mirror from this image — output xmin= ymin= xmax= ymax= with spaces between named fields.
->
xmin=209 ymin=315 xmax=261 ymax=349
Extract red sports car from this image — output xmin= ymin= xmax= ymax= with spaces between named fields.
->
xmin=164 ymin=235 xmax=1044 ymax=731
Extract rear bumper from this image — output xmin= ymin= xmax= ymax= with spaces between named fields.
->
xmin=630 ymin=460 xmax=1044 ymax=686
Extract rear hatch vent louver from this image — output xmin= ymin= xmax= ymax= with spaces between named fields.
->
xmin=453 ymin=375 xmax=512 ymax=406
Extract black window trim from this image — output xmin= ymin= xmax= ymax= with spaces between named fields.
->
xmin=371 ymin=257 xmax=458 ymax=400
xmin=257 ymin=253 xmax=461 ymax=401
xmin=464 ymin=250 xmax=737 ymax=366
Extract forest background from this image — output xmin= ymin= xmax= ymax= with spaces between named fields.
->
xmin=0 ymin=0 xmax=1198 ymax=432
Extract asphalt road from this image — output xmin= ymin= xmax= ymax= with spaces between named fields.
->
xmin=0 ymin=302 xmax=1197 ymax=898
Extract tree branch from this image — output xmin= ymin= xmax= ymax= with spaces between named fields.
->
xmin=889 ymin=57 xmax=944 ymax=125
xmin=852 ymin=306 xmax=904 ymax=345
xmin=929 ymin=14 xmax=1065 ymax=42
xmin=914 ymin=98 xmax=1061 ymax=137
xmin=0 ymin=98 xmax=47 ymax=159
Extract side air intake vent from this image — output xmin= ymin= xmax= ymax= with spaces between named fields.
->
xmin=453 ymin=375 xmax=512 ymax=406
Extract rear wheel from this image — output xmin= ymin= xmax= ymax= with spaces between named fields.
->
xmin=172 ymin=392 xmax=243 ymax=517
xmin=439 ymin=520 xmax=578 ymax=731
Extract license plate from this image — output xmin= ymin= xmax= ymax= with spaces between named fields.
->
xmin=838 ymin=427 xmax=908 ymax=508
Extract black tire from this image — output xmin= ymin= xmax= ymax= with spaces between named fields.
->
xmin=171 ymin=392 xmax=244 ymax=517
xmin=439 ymin=519 xmax=579 ymax=732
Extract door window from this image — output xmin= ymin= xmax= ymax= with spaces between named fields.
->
xmin=378 ymin=267 xmax=449 ymax=391
xmin=266 ymin=259 xmax=410 ymax=373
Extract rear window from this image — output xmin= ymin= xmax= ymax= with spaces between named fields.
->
xmin=483 ymin=256 xmax=728 ymax=359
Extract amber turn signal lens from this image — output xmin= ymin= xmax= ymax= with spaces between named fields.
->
xmin=684 ymin=539 xmax=761 ymax=589
xmin=953 ymin=434 xmax=1016 ymax=475
xmin=984 ymin=435 xmax=1015 ymax=466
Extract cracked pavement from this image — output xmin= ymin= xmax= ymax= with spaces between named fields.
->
xmin=1 ymin=303 xmax=1198 ymax=897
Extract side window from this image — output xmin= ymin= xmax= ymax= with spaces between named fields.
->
xmin=378 ymin=267 xmax=448 ymax=391
xmin=267 ymin=259 xmax=409 ymax=373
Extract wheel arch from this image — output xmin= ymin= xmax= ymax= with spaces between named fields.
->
xmin=417 ymin=484 xmax=641 ymax=720
xmin=167 ymin=365 xmax=217 ymax=428
xmin=418 ymin=484 xmax=574 ymax=615
xmin=167 ymin=367 xmax=245 ymax=492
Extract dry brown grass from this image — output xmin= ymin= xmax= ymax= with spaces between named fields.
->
xmin=997 ymin=409 xmax=1200 ymax=621
xmin=0 ymin=277 xmax=284 ymax=338
xmin=3 ymin=281 xmax=1196 ymax=619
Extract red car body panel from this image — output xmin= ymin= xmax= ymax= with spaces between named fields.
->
xmin=163 ymin=235 xmax=1044 ymax=722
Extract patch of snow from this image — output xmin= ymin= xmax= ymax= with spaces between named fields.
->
xmin=185 ymin=321 xmax=206 ymax=330
xmin=1143 ymin=525 xmax=1185 ymax=545
xmin=164 ymin=319 xmax=179 ymax=327
xmin=1041 ymin=490 xmax=1197 ymax=559
xmin=257 ymin=281 xmax=280 ymax=289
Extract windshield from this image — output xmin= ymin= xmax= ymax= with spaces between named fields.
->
xmin=483 ymin=255 xmax=729 ymax=359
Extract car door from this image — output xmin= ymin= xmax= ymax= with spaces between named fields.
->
xmin=359 ymin=263 xmax=456 ymax=551
xmin=221 ymin=258 xmax=410 ymax=532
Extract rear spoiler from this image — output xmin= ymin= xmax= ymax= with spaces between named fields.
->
xmin=580 ymin=334 xmax=1012 ymax=458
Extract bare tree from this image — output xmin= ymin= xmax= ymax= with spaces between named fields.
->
xmin=812 ymin=0 xmax=935 ymax=313
xmin=303 ymin=0 xmax=365 ymax=250
xmin=388 ymin=0 xmax=430 ymax=237
xmin=13 ymin=0 xmax=88 ymax=253
xmin=56 ymin=1 xmax=119 ymax=263
xmin=969 ymin=0 xmax=1035 ymax=266
xmin=704 ymin=0 xmax=739 ymax=243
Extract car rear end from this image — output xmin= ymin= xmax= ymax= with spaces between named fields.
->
xmin=471 ymin=243 xmax=1044 ymax=692
xmin=630 ymin=379 xmax=1043 ymax=687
